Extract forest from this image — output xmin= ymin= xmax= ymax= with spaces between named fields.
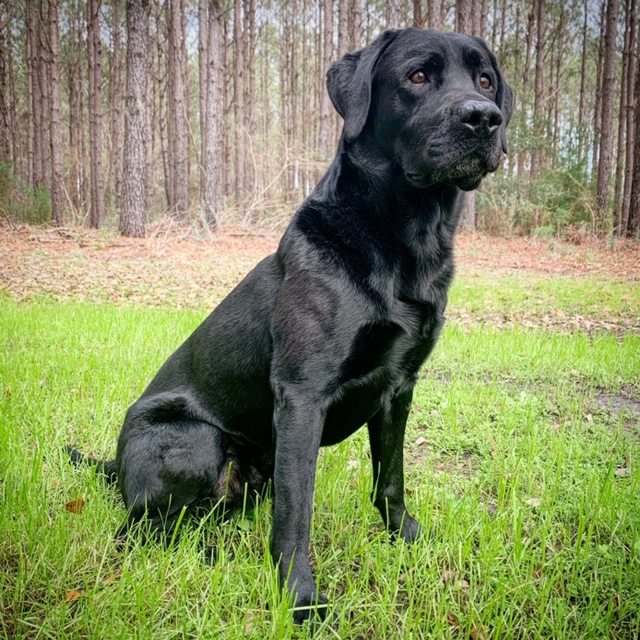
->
xmin=1 ymin=0 xmax=639 ymax=239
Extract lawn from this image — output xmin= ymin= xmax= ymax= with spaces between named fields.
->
xmin=1 ymin=229 xmax=639 ymax=638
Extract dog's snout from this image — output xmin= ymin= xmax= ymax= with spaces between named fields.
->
xmin=459 ymin=100 xmax=502 ymax=136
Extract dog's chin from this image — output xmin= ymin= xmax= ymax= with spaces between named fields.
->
xmin=405 ymin=168 xmax=487 ymax=191
xmin=405 ymin=150 xmax=501 ymax=191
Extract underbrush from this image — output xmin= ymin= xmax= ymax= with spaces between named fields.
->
xmin=477 ymin=168 xmax=598 ymax=238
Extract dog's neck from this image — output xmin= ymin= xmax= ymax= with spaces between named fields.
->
xmin=314 ymin=139 xmax=464 ymax=246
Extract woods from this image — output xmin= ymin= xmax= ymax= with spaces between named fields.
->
xmin=0 ymin=0 xmax=639 ymax=238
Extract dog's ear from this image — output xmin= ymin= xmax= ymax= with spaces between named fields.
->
xmin=488 ymin=51 xmax=514 ymax=155
xmin=497 ymin=80 xmax=514 ymax=154
xmin=326 ymin=30 xmax=398 ymax=143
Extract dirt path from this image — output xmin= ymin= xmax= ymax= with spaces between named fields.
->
xmin=1 ymin=223 xmax=638 ymax=332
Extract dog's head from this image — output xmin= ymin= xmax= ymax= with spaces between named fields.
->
xmin=327 ymin=28 xmax=513 ymax=191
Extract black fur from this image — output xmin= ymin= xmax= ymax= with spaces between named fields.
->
xmin=68 ymin=28 xmax=512 ymax=623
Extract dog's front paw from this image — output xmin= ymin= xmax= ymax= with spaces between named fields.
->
xmin=291 ymin=591 xmax=329 ymax=626
xmin=400 ymin=514 xmax=421 ymax=544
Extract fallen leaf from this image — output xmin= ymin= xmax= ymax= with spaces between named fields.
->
xmin=446 ymin=613 xmax=459 ymax=628
xmin=470 ymin=625 xmax=486 ymax=639
xmin=245 ymin=611 xmax=257 ymax=634
xmin=615 ymin=467 xmax=631 ymax=478
xmin=526 ymin=498 xmax=541 ymax=508
xmin=415 ymin=436 xmax=428 ymax=446
xmin=65 ymin=497 xmax=85 ymax=514
xmin=65 ymin=590 xmax=83 ymax=603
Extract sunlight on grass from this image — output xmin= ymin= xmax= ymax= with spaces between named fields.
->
xmin=1 ymin=300 xmax=639 ymax=638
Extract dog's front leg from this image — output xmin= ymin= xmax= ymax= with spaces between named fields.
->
xmin=270 ymin=386 xmax=328 ymax=624
xmin=367 ymin=387 xmax=420 ymax=543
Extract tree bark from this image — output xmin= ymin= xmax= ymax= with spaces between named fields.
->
xmin=202 ymin=0 xmax=225 ymax=229
xmin=318 ymin=0 xmax=334 ymax=156
xmin=530 ymin=0 xmax=545 ymax=179
xmin=49 ymin=0 xmax=64 ymax=226
xmin=109 ymin=0 xmax=124 ymax=210
xmin=592 ymin=0 xmax=607 ymax=183
xmin=614 ymin=0 xmax=632 ymax=233
xmin=628 ymin=37 xmax=640 ymax=236
xmin=595 ymin=0 xmax=620 ymax=236
xmin=233 ymin=0 xmax=246 ymax=203
xmin=167 ymin=0 xmax=189 ymax=219
xmin=413 ymin=0 xmax=423 ymax=28
xmin=0 ymin=9 xmax=10 ymax=165
xmin=428 ymin=0 xmax=443 ymax=29
xmin=622 ymin=0 xmax=637 ymax=234
xmin=577 ymin=0 xmax=589 ymax=164
xmin=198 ymin=0 xmax=208 ymax=201
xmin=120 ymin=0 xmax=149 ymax=238
xmin=88 ymin=0 xmax=105 ymax=228
xmin=385 ymin=0 xmax=401 ymax=30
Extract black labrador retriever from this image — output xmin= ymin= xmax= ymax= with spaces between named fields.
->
xmin=69 ymin=28 xmax=512 ymax=623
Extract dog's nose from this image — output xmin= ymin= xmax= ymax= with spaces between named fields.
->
xmin=459 ymin=101 xmax=502 ymax=136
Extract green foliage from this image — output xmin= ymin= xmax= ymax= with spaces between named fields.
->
xmin=478 ymin=166 xmax=597 ymax=237
xmin=0 ymin=162 xmax=52 ymax=225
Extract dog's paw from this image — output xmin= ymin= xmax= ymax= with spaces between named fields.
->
xmin=291 ymin=591 xmax=329 ymax=626
xmin=400 ymin=514 xmax=421 ymax=544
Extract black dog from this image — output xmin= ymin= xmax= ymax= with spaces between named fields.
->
xmin=69 ymin=28 xmax=512 ymax=623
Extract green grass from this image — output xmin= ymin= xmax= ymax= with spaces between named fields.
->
xmin=1 ymin=289 xmax=639 ymax=638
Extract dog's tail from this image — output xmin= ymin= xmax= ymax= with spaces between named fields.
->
xmin=66 ymin=446 xmax=118 ymax=486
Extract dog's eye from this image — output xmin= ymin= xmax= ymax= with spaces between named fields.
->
xmin=479 ymin=74 xmax=492 ymax=90
xmin=410 ymin=70 xmax=428 ymax=85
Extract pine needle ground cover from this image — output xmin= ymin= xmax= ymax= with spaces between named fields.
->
xmin=1 ymin=230 xmax=639 ymax=639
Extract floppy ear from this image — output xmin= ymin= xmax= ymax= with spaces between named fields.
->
xmin=497 ymin=78 xmax=514 ymax=154
xmin=490 ymin=54 xmax=514 ymax=154
xmin=326 ymin=30 xmax=398 ymax=143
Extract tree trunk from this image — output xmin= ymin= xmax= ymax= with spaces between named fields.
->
xmin=198 ymin=0 xmax=208 ymax=202
xmin=88 ymin=0 xmax=105 ymax=228
xmin=385 ymin=0 xmax=401 ymax=30
xmin=233 ymin=0 xmax=245 ymax=204
xmin=628 ymin=38 xmax=640 ymax=236
xmin=614 ymin=0 xmax=632 ymax=234
xmin=530 ymin=0 xmax=545 ymax=179
xmin=413 ymin=0 xmax=423 ymax=28
xmin=39 ymin=0 xmax=51 ymax=189
xmin=109 ymin=0 xmax=124 ymax=210
xmin=577 ymin=0 xmax=589 ymax=164
xmin=318 ymin=0 xmax=334 ymax=156
xmin=595 ymin=0 xmax=620 ymax=236
xmin=120 ymin=0 xmax=149 ymax=238
xmin=167 ymin=0 xmax=189 ymax=219
xmin=27 ymin=1 xmax=41 ymax=188
xmin=0 ymin=10 xmax=10 ymax=165
xmin=592 ymin=0 xmax=607 ymax=183
xmin=428 ymin=0 xmax=443 ymax=29
xmin=202 ymin=0 xmax=225 ymax=230
xmin=350 ymin=0 xmax=362 ymax=48
xmin=49 ymin=0 xmax=64 ymax=226
xmin=622 ymin=0 xmax=637 ymax=234
xmin=455 ymin=0 xmax=472 ymax=34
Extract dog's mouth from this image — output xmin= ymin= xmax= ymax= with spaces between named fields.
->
xmin=406 ymin=144 xmax=502 ymax=191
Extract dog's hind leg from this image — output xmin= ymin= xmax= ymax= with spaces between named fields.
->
xmin=115 ymin=393 xmax=228 ymax=542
